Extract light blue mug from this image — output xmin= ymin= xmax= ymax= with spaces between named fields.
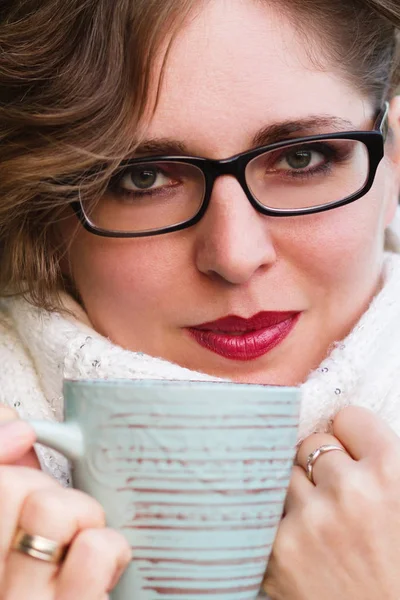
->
xmin=29 ymin=379 xmax=300 ymax=600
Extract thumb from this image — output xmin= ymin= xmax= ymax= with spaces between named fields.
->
xmin=0 ymin=406 xmax=41 ymax=469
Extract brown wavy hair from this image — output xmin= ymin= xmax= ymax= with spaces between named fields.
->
xmin=0 ymin=0 xmax=400 ymax=309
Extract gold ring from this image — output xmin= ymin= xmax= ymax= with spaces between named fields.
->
xmin=12 ymin=529 xmax=68 ymax=564
xmin=306 ymin=444 xmax=347 ymax=484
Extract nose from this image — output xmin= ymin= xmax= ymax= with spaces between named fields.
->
xmin=194 ymin=176 xmax=277 ymax=285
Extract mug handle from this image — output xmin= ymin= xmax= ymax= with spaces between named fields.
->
xmin=28 ymin=421 xmax=84 ymax=460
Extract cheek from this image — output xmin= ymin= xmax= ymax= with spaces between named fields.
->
xmin=279 ymin=186 xmax=387 ymax=295
xmin=68 ymin=232 xmax=190 ymax=316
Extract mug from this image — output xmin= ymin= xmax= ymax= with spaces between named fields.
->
xmin=29 ymin=379 xmax=300 ymax=600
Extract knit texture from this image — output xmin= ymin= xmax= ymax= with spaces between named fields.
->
xmin=2 ymin=250 xmax=400 ymax=485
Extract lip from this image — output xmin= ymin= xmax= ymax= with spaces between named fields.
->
xmin=187 ymin=311 xmax=300 ymax=361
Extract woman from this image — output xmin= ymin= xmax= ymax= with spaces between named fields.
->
xmin=1 ymin=0 xmax=400 ymax=597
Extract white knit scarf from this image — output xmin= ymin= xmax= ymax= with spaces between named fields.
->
xmin=2 ymin=249 xmax=400 ymax=486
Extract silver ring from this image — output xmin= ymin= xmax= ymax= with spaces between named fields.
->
xmin=12 ymin=529 xmax=68 ymax=564
xmin=306 ymin=444 xmax=347 ymax=484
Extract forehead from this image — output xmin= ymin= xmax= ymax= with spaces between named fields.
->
xmin=144 ymin=0 xmax=367 ymax=157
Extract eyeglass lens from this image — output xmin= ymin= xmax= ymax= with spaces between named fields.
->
xmin=81 ymin=162 xmax=205 ymax=234
xmin=246 ymin=139 xmax=369 ymax=211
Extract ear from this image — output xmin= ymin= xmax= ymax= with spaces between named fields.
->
xmin=383 ymin=96 xmax=400 ymax=226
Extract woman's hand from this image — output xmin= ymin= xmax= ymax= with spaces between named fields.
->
xmin=0 ymin=405 xmax=41 ymax=469
xmin=263 ymin=406 xmax=400 ymax=600
xmin=0 ymin=418 xmax=132 ymax=599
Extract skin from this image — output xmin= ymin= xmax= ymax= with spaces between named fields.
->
xmin=3 ymin=1 xmax=400 ymax=598
xmin=61 ymin=0 xmax=400 ymax=386
xmin=0 ymin=407 xmax=131 ymax=599
xmin=264 ymin=407 xmax=400 ymax=599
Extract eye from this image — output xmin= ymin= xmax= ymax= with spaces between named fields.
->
xmin=119 ymin=165 xmax=173 ymax=192
xmin=278 ymin=148 xmax=325 ymax=171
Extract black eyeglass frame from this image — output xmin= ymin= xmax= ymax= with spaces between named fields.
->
xmin=71 ymin=103 xmax=389 ymax=238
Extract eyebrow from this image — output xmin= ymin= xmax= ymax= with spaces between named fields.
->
xmin=132 ymin=116 xmax=356 ymax=158
xmin=252 ymin=116 xmax=355 ymax=147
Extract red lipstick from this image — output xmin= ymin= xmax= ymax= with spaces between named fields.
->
xmin=187 ymin=311 xmax=299 ymax=361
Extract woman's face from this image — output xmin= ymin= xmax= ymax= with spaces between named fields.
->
xmin=63 ymin=0 xmax=400 ymax=384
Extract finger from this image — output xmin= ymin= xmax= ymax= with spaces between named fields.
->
xmin=0 ymin=405 xmax=20 ymax=422
xmin=263 ymin=516 xmax=295 ymax=598
xmin=0 ymin=411 xmax=40 ymax=469
xmin=13 ymin=447 xmax=41 ymax=470
xmin=0 ymin=466 xmax=60 ymax=586
xmin=0 ymin=421 xmax=36 ymax=462
xmin=4 ymin=487 xmax=106 ymax=599
xmin=283 ymin=465 xmax=314 ymax=515
xmin=0 ymin=466 xmax=60 ymax=546
xmin=333 ymin=406 xmax=400 ymax=460
xmin=57 ymin=528 xmax=132 ymax=600
xmin=296 ymin=433 xmax=352 ymax=486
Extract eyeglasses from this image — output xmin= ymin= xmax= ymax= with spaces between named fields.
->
xmin=71 ymin=104 xmax=389 ymax=238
